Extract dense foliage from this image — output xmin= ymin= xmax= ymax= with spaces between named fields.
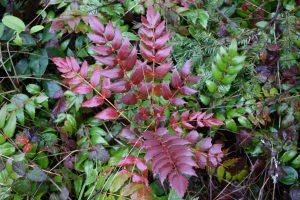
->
xmin=0 ymin=0 xmax=299 ymax=199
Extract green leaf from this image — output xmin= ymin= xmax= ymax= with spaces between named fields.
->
xmin=16 ymin=59 xmax=30 ymax=75
xmin=217 ymin=166 xmax=225 ymax=182
xmin=0 ymin=23 xmax=4 ymax=38
xmin=291 ymin=155 xmax=300 ymax=168
xmin=90 ymin=127 xmax=108 ymax=145
xmin=74 ymin=177 xmax=83 ymax=198
xmin=35 ymin=152 xmax=49 ymax=169
xmin=13 ymin=34 xmax=23 ymax=46
xmin=231 ymin=56 xmax=246 ymax=65
xmin=238 ymin=116 xmax=252 ymax=128
xmin=215 ymin=54 xmax=226 ymax=71
xmin=0 ymin=142 xmax=15 ymax=156
xmin=222 ymin=74 xmax=237 ymax=85
xmin=197 ymin=9 xmax=209 ymax=29
xmin=2 ymin=15 xmax=26 ymax=33
xmin=228 ymin=39 xmax=237 ymax=56
xmin=256 ymin=21 xmax=268 ymax=28
xmin=109 ymin=172 xmax=130 ymax=192
xmin=3 ymin=112 xmax=16 ymax=138
xmin=225 ymin=119 xmax=238 ymax=132
xmin=0 ymin=104 xmax=7 ymax=129
xmin=16 ymin=108 xmax=25 ymax=125
xmin=227 ymin=65 xmax=243 ymax=74
xmin=182 ymin=9 xmax=209 ymax=29
xmin=0 ymin=169 xmax=14 ymax=186
xmin=26 ymin=84 xmax=41 ymax=94
xmin=280 ymin=150 xmax=297 ymax=163
xmin=280 ymin=166 xmax=298 ymax=185
xmin=168 ymin=189 xmax=183 ymax=200
xmin=212 ymin=64 xmax=223 ymax=81
xmin=122 ymin=32 xmax=139 ymax=41
xmin=25 ymin=101 xmax=35 ymax=119
xmin=30 ymin=25 xmax=44 ymax=34
xmin=43 ymin=80 xmax=63 ymax=98
xmin=200 ymin=95 xmax=210 ymax=106
xmin=206 ymin=80 xmax=217 ymax=93
xmin=29 ymin=49 xmax=48 ymax=77
xmin=63 ymin=114 xmax=77 ymax=134
xmin=27 ymin=167 xmax=48 ymax=182
xmin=108 ymin=148 xmax=128 ymax=166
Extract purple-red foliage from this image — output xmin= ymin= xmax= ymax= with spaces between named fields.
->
xmin=52 ymin=5 xmax=224 ymax=197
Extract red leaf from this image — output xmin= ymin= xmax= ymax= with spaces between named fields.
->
xmin=79 ymin=60 xmax=88 ymax=78
xmin=141 ymin=16 xmax=151 ymax=29
xmin=161 ymin=83 xmax=172 ymax=100
xmin=177 ymin=164 xmax=197 ymax=176
xmin=66 ymin=57 xmax=80 ymax=72
xmin=140 ymin=44 xmax=154 ymax=62
xmin=209 ymin=144 xmax=223 ymax=155
xmin=118 ymin=155 xmax=136 ymax=166
xmin=136 ymin=159 xmax=147 ymax=173
xmin=109 ymin=80 xmax=130 ymax=93
xmin=185 ymin=130 xmax=199 ymax=144
xmin=179 ymin=86 xmax=197 ymax=95
xmin=158 ymin=164 xmax=173 ymax=183
xmin=81 ymin=96 xmax=104 ymax=107
xmin=186 ymin=75 xmax=202 ymax=83
xmin=94 ymin=55 xmax=116 ymax=67
xmin=104 ymin=21 xmax=114 ymax=41
xmin=138 ymin=82 xmax=152 ymax=98
xmin=119 ymin=46 xmax=137 ymax=71
xmin=23 ymin=143 xmax=33 ymax=153
xmin=88 ymin=16 xmax=104 ymax=34
xmin=90 ymin=65 xmax=101 ymax=87
xmin=198 ymin=137 xmax=212 ymax=151
xmin=171 ymin=98 xmax=186 ymax=106
xmin=169 ymin=172 xmax=188 ymax=197
xmin=121 ymin=94 xmax=138 ymax=105
xmin=171 ymin=69 xmax=182 ymax=88
xmin=154 ymin=21 xmax=165 ymax=38
xmin=181 ymin=59 xmax=192 ymax=78
xmin=180 ymin=111 xmax=189 ymax=121
xmin=146 ymin=5 xmax=160 ymax=27
xmin=112 ymin=28 xmax=122 ymax=50
xmin=50 ymin=19 xmax=64 ymax=33
xmin=87 ymin=33 xmax=106 ymax=44
xmin=119 ymin=127 xmax=136 ymax=141
xmin=67 ymin=17 xmax=80 ymax=29
xmin=101 ymin=78 xmax=111 ymax=98
xmin=118 ymin=37 xmax=131 ymax=60
xmin=95 ymin=108 xmax=119 ymax=120
xmin=66 ymin=76 xmax=84 ymax=85
xmin=206 ymin=118 xmax=224 ymax=126
xmin=52 ymin=57 xmax=70 ymax=73
xmin=196 ymin=152 xmax=207 ymax=169
xmin=52 ymin=97 xmax=67 ymax=117
xmin=132 ymin=173 xmax=145 ymax=184
xmin=71 ymin=83 xmax=92 ymax=94
xmin=16 ymin=135 xmax=29 ymax=144
xmin=155 ymin=46 xmax=172 ymax=63
xmin=131 ymin=66 xmax=144 ymax=85
xmin=155 ymin=32 xmax=170 ymax=49
xmin=100 ymin=68 xmax=123 ymax=79
xmin=91 ymin=46 xmax=113 ymax=56
xmin=62 ymin=71 xmax=76 ymax=79
xmin=154 ymin=62 xmax=172 ymax=79
xmin=141 ymin=37 xmax=154 ymax=49
xmin=154 ymin=84 xmax=162 ymax=96
xmin=139 ymin=27 xmax=153 ymax=38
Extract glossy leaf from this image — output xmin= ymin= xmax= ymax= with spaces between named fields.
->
xmin=95 ymin=108 xmax=119 ymax=120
